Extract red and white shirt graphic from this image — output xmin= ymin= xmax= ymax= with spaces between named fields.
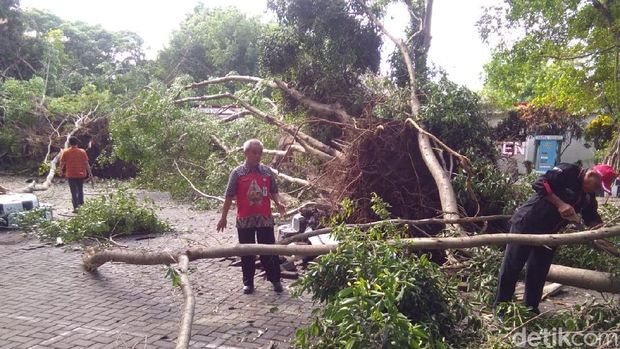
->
xmin=224 ymin=164 xmax=279 ymax=228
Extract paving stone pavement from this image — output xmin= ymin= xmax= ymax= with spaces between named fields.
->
xmin=0 ymin=231 xmax=315 ymax=348
xmin=0 ymin=182 xmax=315 ymax=348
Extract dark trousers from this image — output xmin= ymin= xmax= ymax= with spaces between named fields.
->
xmin=68 ymin=178 xmax=84 ymax=209
xmin=494 ymin=225 xmax=556 ymax=311
xmin=237 ymin=227 xmax=281 ymax=287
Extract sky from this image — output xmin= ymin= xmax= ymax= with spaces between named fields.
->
xmin=20 ymin=0 xmax=498 ymax=91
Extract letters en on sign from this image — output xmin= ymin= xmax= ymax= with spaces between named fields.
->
xmin=498 ymin=141 xmax=526 ymax=156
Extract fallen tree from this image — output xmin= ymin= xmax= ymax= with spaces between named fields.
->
xmin=278 ymin=214 xmax=512 ymax=244
xmin=13 ymin=112 xmax=99 ymax=193
xmin=82 ymin=224 xmax=620 ymax=348
xmin=83 ymin=225 xmax=620 ymax=273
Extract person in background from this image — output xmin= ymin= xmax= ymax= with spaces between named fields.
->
xmin=494 ymin=163 xmax=618 ymax=315
xmin=217 ymin=139 xmax=287 ymax=294
xmin=59 ymin=137 xmax=92 ymax=213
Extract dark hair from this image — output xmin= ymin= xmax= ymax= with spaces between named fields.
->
xmin=68 ymin=137 xmax=79 ymax=146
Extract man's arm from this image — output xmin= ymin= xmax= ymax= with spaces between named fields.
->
xmin=267 ymin=168 xmax=286 ymax=216
xmin=271 ymin=192 xmax=287 ymax=217
xmin=217 ymin=169 xmax=239 ymax=232
xmin=85 ymin=160 xmax=92 ymax=178
xmin=83 ymin=151 xmax=92 ymax=178
xmin=532 ymin=164 xmax=578 ymax=218
xmin=582 ymin=195 xmax=603 ymax=228
xmin=544 ymin=192 xmax=576 ymax=218
xmin=216 ymin=196 xmax=234 ymax=232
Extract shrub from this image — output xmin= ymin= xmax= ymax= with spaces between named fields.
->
xmin=16 ymin=188 xmax=171 ymax=244
xmin=294 ymin=195 xmax=480 ymax=348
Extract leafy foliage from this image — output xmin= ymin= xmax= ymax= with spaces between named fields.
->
xmin=0 ymin=1 xmax=150 ymax=172
xmin=585 ymin=114 xmax=617 ymax=149
xmin=459 ymin=246 xmax=503 ymax=306
xmin=157 ymin=6 xmax=264 ymax=82
xmin=453 ymin=158 xmax=534 ymax=217
xmin=486 ymin=299 xmax=620 ymax=348
xmin=494 ymin=105 xmax=586 ymax=145
xmin=109 ymin=79 xmax=279 ymax=203
xmin=479 ymin=0 xmax=620 ymax=159
xmin=294 ymin=196 xmax=480 ymax=348
xmin=262 ymin=0 xmax=381 ymax=115
xmin=420 ymin=75 xmax=497 ymax=161
xmin=16 ymin=187 xmax=170 ymax=243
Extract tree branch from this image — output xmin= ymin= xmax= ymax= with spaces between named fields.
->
xmin=183 ymin=75 xmax=269 ymax=90
xmin=173 ymin=160 xmax=224 ymax=202
xmin=274 ymin=79 xmax=354 ymax=123
xmin=269 ymin=167 xmax=310 ymax=187
xmin=175 ymin=92 xmax=340 ymax=161
xmin=175 ymin=254 xmax=195 ymax=349
xmin=279 ymin=215 xmax=511 ymax=244
xmin=362 ymin=1 xmax=467 ymax=235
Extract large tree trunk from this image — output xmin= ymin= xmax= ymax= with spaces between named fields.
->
xmin=83 ymin=226 xmax=620 ymax=292
xmin=363 ymin=1 xmax=465 ymax=233
xmin=547 ymin=264 xmax=620 ymax=294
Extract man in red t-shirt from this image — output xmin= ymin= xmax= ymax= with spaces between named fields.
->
xmin=59 ymin=137 xmax=92 ymax=212
xmin=217 ymin=139 xmax=287 ymax=294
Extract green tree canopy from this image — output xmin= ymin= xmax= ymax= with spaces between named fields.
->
xmin=261 ymin=0 xmax=382 ymax=113
xmin=157 ymin=6 xmax=264 ymax=82
xmin=480 ymin=0 xmax=620 ymax=117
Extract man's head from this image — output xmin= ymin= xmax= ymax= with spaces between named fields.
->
xmin=243 ymin=139 xmax=263 ymax=166
xmin=68 ymin=137 xmax=79 ymax=147
xmin=583 ymin=164 xmax=618 ymax=193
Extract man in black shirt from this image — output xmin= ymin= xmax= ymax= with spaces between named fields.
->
xmin=494 ymin=163 xmax=618 ymax=314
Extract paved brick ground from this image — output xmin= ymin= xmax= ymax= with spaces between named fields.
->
xmin=0 ymin=179 xmax=314 ymax=348
xmin=0 ymin=231 xmax=314 ymax=348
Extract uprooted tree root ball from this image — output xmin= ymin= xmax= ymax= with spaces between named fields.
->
xmin=328 ymin=121 xmax=442 ymax=231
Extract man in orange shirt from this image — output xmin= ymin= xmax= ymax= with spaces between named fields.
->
xmin=60 ymin=137 xmax=92 ymax=212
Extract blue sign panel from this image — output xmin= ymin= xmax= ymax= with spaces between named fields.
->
xmin=536 ymin=139 xmax=559 ymax=172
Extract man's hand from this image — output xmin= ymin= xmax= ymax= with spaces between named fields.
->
xmin=276 ymin=202 xmax=286 ymax=217
xmin=216 ymin=217 xmax=227 ymax=232
xmin=558 ymin=202 xmax=576 ymax=218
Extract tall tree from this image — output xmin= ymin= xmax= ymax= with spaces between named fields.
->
xmin=157 ymin=6 xmax=264 ymax=82
xmin=0 ymin=0 xmax=41 ymax=80
xmin=480 ymin=1 xmax=620 ymax=115
xmin=479 ymin=0 xmax=620 ymax=168
xmin=262 ymin=0 xmax=382 ymax=113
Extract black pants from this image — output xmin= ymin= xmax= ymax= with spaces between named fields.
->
xmin=237 ymin=226 xmax=281 ymax=287
xmin=494 ymin=225 xmax=556 ymax=311
xmin=68 ymin=178 xmax=84 ymax=209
